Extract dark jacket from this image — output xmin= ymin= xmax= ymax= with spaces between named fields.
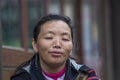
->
xmin=11 ymin=54 xmax=100 ymax=80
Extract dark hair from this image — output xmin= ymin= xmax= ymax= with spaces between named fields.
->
xmin=33 ymin=14 xmax=73 ymax=42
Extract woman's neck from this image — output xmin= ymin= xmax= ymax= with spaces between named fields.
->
xmin=40 ymin=60 xmax=66 ymax=74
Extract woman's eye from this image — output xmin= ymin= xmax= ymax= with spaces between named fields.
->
xmin=62 ymin=38 xmax=70 ymax=41
xmin=44 ymin=37 xmax=53 ymax=40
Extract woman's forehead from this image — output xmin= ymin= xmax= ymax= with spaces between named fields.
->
xmin=40 ymin=20 xmax=71 ymax=33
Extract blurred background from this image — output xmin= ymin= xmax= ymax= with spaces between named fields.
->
xmin=0 ymin=0 xmax=120 ymax=80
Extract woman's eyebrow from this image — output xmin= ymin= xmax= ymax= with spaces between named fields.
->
xmin=61 ymin=32 xmax=71 ymax=36
xmin=44 ymin=31 xmax=55 ymax=34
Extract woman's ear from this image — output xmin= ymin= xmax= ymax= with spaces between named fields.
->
xmin=32 ymin=38 xmax=38 ymax=53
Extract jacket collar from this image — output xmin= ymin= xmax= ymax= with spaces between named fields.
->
xmin=23 ymin=53 xmax=81 ymax=80
xmin=30 ymin=54 xmax=75 ymax=80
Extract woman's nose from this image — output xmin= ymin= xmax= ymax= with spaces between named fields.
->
xmin=53 ymin=38 xmax=61 ymax=48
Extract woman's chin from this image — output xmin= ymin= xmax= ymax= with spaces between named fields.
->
xmin=48 ymin=60 xmax=65 ymax=66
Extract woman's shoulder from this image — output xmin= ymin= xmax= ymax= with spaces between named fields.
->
xmin=69 ymin=59 xmax=101 ymax=80
xmin=10 ymin=58 xmax=32 ymax=80
xmin=10 ymin=69 xmax=31 ymax=80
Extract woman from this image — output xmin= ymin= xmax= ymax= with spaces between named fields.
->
xmin=11 ymin=14 xmax=100 ymax=80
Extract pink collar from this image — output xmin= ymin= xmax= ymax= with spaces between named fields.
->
xmin=43 ymin=67 xmax=66 ymax=79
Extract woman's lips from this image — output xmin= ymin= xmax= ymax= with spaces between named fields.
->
xmin=49 ymin=51 xmax=63 ymax=56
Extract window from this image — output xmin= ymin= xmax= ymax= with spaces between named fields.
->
xmin=1 ymin=0 xmax=21 ymax=47
xmin=27 ymin=0 xmax=46 ymax=49
xmin=48 ymin=0 xmax=61 ymax=14
xmin=82 ymin=0 xmax=103 ymax=77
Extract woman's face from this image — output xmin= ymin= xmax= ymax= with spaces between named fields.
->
xmin=32 ymin=20 xmax=73 ymax=67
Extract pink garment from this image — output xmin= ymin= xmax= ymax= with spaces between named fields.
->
xmin=43 ymin=67 xmax=66 ymax=80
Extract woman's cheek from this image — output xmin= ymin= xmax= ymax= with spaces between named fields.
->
xmin=64 ymin=43 xmax=73 ymax=54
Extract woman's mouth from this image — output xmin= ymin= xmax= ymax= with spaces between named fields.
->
xmin=49 ymin=51 xmax=63 ymax=57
